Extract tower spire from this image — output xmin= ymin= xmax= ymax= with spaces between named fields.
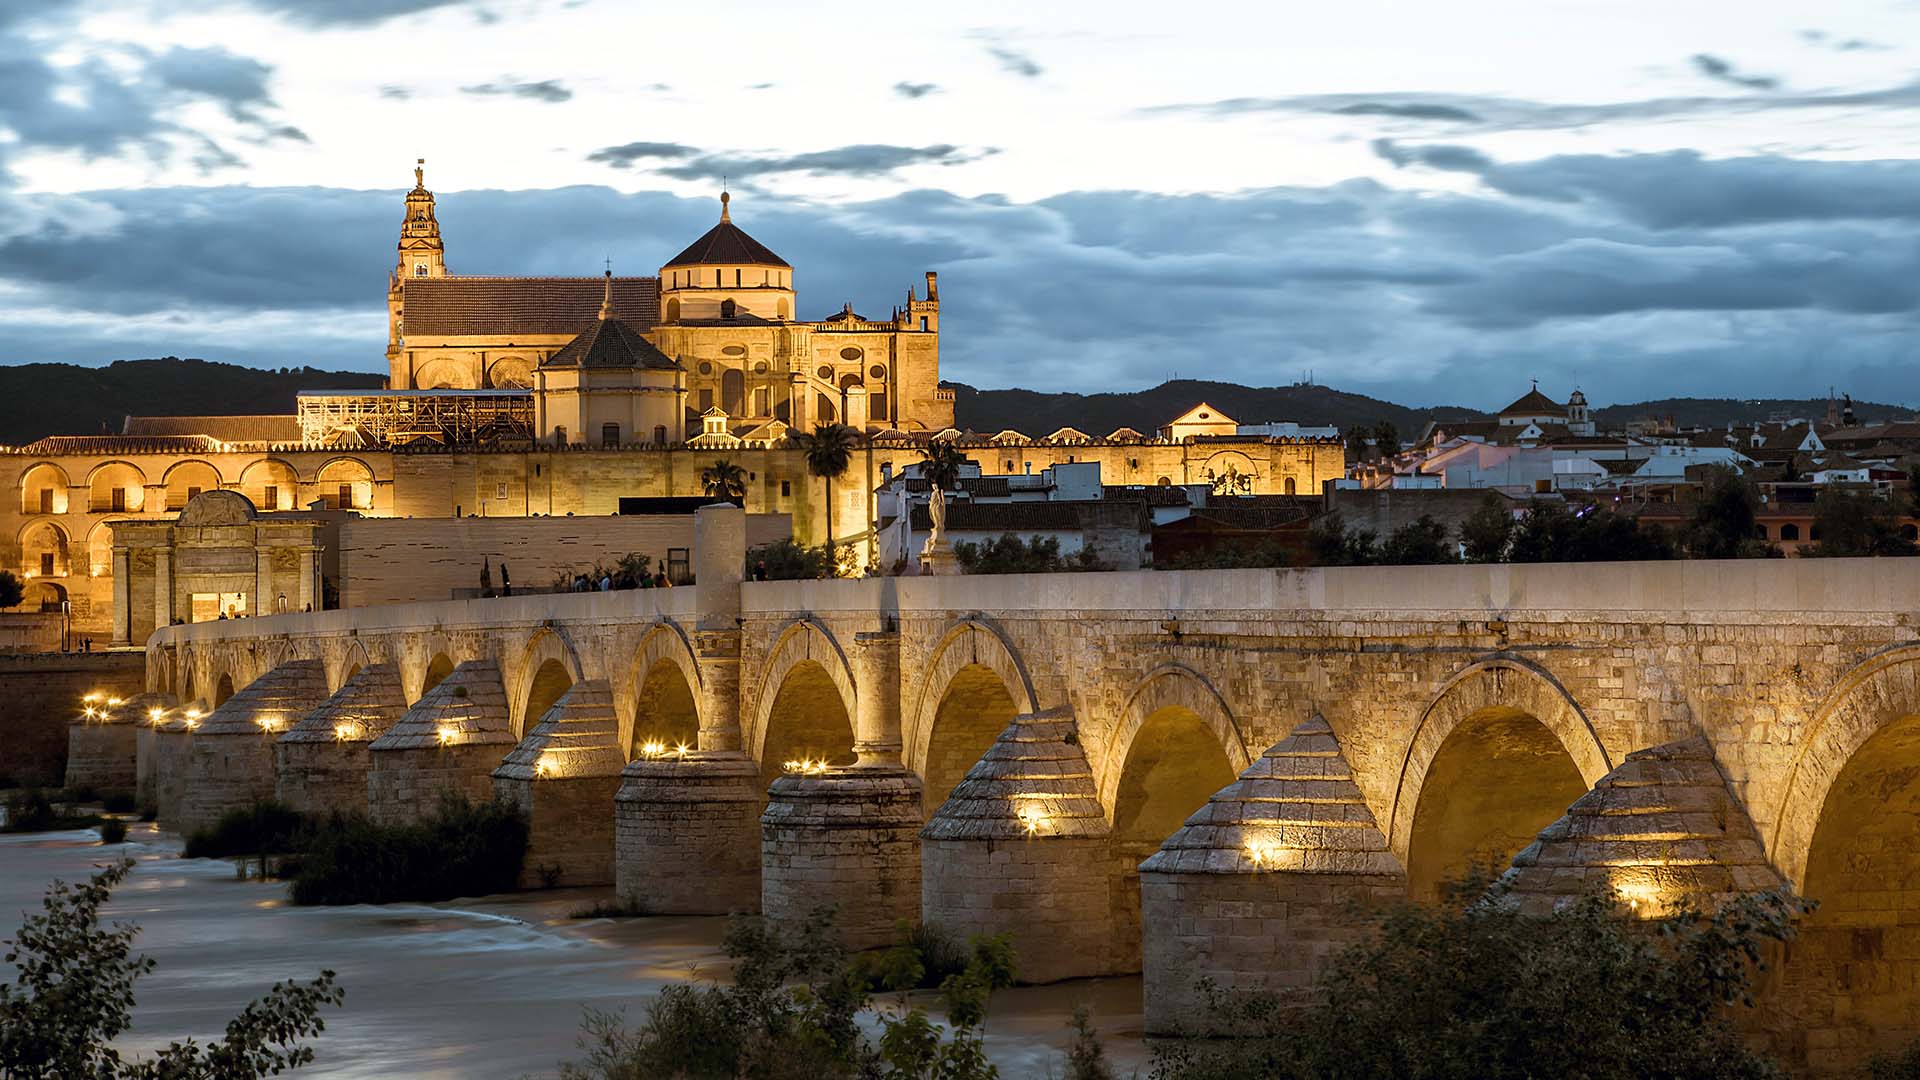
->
xmin=598 ymin=268 xmax=614 ymax=320
xmin=720 ymin=188 xmax=731 ymax=223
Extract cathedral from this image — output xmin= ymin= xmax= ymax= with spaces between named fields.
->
xmin=384 ymin=161 xmax=952 ymax=441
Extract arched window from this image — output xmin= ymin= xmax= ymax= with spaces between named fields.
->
xmin=1757 ymin=524 xmax=1770 ymax=539
xmin=1157 ymin=476 xmax=1171 ymax=487
xmin=1285 ymin=477 xmax=1297 ymax=495
xmin=601 ymin=423 xmax=620 ymax=448
xmin=1781 ymin=523 xmax=1801 ymax=541
xmin=653 ymin=425 xmax=668 ymax=446
xmin=414 ymin=264 xmax=427 ymax=277
xmin=720 ymin=298 xmax=736 ymax=320
xmin=554 ymin=425 xmax=568 ymax=446
xmin=665 ymin=298 xmax=680 ymax=322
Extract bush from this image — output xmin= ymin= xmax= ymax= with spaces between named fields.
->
xmin=287 ymin=795 xmax=527 ymax=906
xmin=1 ymin=789 xmax=100 ymax=833
xmin=183 ymin=799 xmax=307 ymax=859
xmin=0 ymin=859 xmax=342 ymax=1077
xmin=98 ymin=819 xmax=127 ymax=845
xmin=858 ymin=919 xmax=971 ymax=991
xmin=748 ymin=537 xmax=855 ymax=580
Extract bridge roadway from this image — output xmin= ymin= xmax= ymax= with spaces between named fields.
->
xmin=132 ymin=506 xmax=1920 ymax=1071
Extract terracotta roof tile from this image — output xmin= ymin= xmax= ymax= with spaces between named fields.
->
xmin=122 ymin=415 xmax=303 ymax=443
xmin=403 ymin=277 xmax=660 ymax=337
xmin=542 ymin=318 xmax=678 ymax=370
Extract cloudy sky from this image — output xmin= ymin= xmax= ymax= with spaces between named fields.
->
xmin=3 ymin=0 xmax=1919 ymax=409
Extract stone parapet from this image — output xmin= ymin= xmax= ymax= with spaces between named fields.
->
xmin=178 ymin=660 xmax=330 ymax=835
xmin=762 ymin=765 xmax=922 ymax=950
xmin=922 ymin=709 xmax=1113 ymax=982
xmin=274 ymin=664 xmax=407 ymax=816
xmin=613 ymin=750 xmax=763 ymax=913
xmin=493 ymin=680 xmax=624 ymax=888
xmin=1142 ymin=716 xmax=1406 ymax=1035
xmin=367 ymin=659 xmax=513 ymax=825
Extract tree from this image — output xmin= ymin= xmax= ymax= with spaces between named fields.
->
xmin=1306 ymin=512 xmax=1377 ymax=567
xmin=1804 ymin=487 xmax=1917 ymax=557
xmin=956 ymin=534 xmax=1068 ymax=574
xmin=747 ymin=538 xmax=851 ymax=580
xmin=1343 ymin=425 xmax=1373 ymax=463
xmin=0 ymin=569 xmax=23 ymax=609
xmin=919 ymin=439 xmax=969 ymax=492
xmin=792 ymin=423 xmax=861 ymax=557
xmin=1370 ymin=420 xmax=1400 ymax=458
xmin=700 ymin=459 xmax=747 ymax=504
xmin=0 ymin=859 xmax=343 ymax=1078
xmin=1684 ymin=467 xmax=1764 ymax=558
xmin=1150 ymin=880 xmax=1805 ymax=1080
xmin=1378 ymin=515 xmax=1456 ymax=565
xmin=1458 ymin=494 xmax=1513 ymax=563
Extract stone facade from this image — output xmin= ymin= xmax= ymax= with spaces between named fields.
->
xmin=613 ymin=751 xmax=763 ymax=913
xmin=275 ymin=663 xmax=406 ymax=816
xmin=762 ymin=767 xmax=923 ymax=951
xmin=64 ymin=691 xmax=175 ymax=794
xmin=367 ymin=659 xmax=514 ymax=825
xmin=176 ymin=658 xmax=329 ymax=835
xmin=493 ymin=680 xmax=625 ymax=888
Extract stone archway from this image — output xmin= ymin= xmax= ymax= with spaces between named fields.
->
xmin=512 ymin=628 xmax=584 ymax=736
xmin=1098 ymin=663 xmax=1249 ymax=818
xmin=1390 ymin=657 xmax=1611 ymax=901
xmin=751 ymin=619 xmax=857 ymax=790
xmin=905 ymin=621 xmax=1038 ymax=814
xmin=624 ymin=621 xmax=704 ymax=754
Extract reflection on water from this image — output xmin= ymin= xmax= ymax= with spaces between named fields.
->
xmin=0 ymin=825 xmax=1147 ymax=1078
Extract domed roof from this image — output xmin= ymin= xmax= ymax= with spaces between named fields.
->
xmin=662 ymin=192 xmax=789 ymax=270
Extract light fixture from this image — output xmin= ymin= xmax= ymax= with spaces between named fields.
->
xmin=1014 ymin=802 xmax=1048 ymax=836
xmin=147 ymin=707 xmax=164 ymax=723
xmin=435 ymin=724 xmax=458 ymax=745
xmin=1244 ymin=835 xmax=1291 ymax=870
xmin=781 ymin=757 xmax=828 ymax=775
xmin=333 ymin=721 xmax=360 ymax=741
xmin=639 ymin=739 xmax=666 ymax=760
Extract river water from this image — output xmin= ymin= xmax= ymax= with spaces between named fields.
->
xmin=0 ymin=825 xmax=1151 ymax=1078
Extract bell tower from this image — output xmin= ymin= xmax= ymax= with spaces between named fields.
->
xmin=387 ymin=158 xmax=447 ymax=369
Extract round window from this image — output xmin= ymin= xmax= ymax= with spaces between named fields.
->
xmin=722 ymin=345 xmax=747 ymax=357
xmin=754 ymin=361 xmax=769 ymax=373
xmin=698 ymin=361 xmax=714 ymax=375
xmin=816 ymin=365 xmax=832 ymax=380
xmin=869 ymin=364 xmax=886 ymax=380
xmin=840 ymin=347 xmax=863 ymax=361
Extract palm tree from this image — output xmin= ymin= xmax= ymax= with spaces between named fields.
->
xmin=702 ymin=459 xmax=747 ymax=504
xmin=919 ymin=438 xmax=968 ymax=492
xmin=792 ymin=422 xmax=861 ymax=553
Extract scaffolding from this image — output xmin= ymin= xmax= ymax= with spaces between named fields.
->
xmin=296 ymin=390 xmax=534 ymax=447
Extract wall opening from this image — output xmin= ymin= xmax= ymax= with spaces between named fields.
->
xmin=1110 ymin=705 xmax=1236 ymax=971
xmin=522 ymin=658 xmax=573 ymax=735
xmin=420 ymin=654 xmax=455 ymax=701
xmin=213 ymin=672 xmax=235 ymax=707
xmin=921 ymin=663 xmax=1017 ymax=816
xmin=759 ymin=659 xmax=854 ymax=791
xmin=1405 ymin=707 xmax=1586 ymax=902
xmin=632 ymin=660 xmax=699 ymax=756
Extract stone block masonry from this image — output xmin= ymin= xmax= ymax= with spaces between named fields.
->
xmin=367 ymin=659 xmax=514 ymax=826
xmin=177 ymin=659 xmax=330 ymax=835
xmin=762 ymin=766 xmax=923 ymax=951
xmin=493 ymin=680 xmax=626 ymax=888
xmin=614 ymin=751 xmax=764 ymax=914
xmin=0 ymin=652 xmax=145 ymax=787
xmin=66 ymin=692 xmax=174 ymax=793
xmin=275 ymin=664 xmax=407 ymax=816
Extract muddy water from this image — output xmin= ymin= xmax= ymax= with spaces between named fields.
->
xmin=0 ymin=826 xmax=1149 ymax=1078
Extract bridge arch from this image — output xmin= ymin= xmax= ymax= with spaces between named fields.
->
xmin=511 ymin=626 xmax=585 ymax=736
xmin=625 ymin=620 xmax=702 ymax=757
xmin=1098 ymin=663 xmax=1248 ymax=819
xmin=906 ymin=620 xmax=1038 ymax=814
xmin=403 ymin=633 xmax=458 ymax=702
xmin=328 ymin=639 xmax=373 ymax=693
xmin=751 ymin=618 xmax=858 ymax=789
xmin=1391 ymin=656 xmax=1611 ymax=900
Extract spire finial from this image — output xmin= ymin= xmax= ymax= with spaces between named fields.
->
xmin=414 ymin=158 xmax=425 ymax=189
xmin=720 ymin=187 xmax=731 ymax=223
xmin=598 ymin=267 xmax=614 ymax=320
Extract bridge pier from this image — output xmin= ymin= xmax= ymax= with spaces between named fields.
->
xmin=1141 ymin=716 xmax=1405 ymax=1036
xmin=921 ymin=708 xmax=1115 ymax=983
xmin=493 ymin=680 xmax=625 ymax=888
xmin=367 ymin=659 xmax=514 ymax=825
xmin=177 ymin=660 xmax=330 ymax=836
xmin=614 ymin=751 xmax=763 ymax=912
xmin=275 ymin=664 xmax=406 ymax=816
xmin=761 ymin=766 xmax=923 ymax=951
xmin=67 ymin=692 xmax=174 ymax=795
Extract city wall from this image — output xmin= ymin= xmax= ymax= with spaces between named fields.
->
xmin=1 ymin=651 xmax=145 ymax=786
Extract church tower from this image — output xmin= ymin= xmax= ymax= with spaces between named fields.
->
xmin=387 ymin=159 xmax=447 ymax=367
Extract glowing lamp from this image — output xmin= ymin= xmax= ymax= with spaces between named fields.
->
xmin=147 ymin=707 xmax=164 ymax=723
xmin=673 ymin=741 xmax=691 ymax=758
xmin=435 ymin=724 xmax=458 ymax=745
xmin=781 ymin=757 xmax=828 ymax=776
xmin=333 ymin=721 xmax=360 ymax=741
xmin=1244 ymin=835 xmax=1291 ymax=870
xmin=1014 ymin=803 xmax=1048 ymax=836
xmin=639 ymin=739 xmax=667 ymax=760
xmin=535 ymin=755 xmax=556 ymax=778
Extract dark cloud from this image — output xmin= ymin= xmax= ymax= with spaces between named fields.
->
xmin=986 ymin=46 xmax=1043 ymax=78
xmin=894 ymin=81 xmax=940 ymax=99
xmin=460 ymin=77 xmax=572 ymax=103
xmin=7 ymin=148 xmax=1920 ymax=409
xmin=1801 ymin=29 xmax=1886 ymax=52
xmin=585 ymin=141 xmax=701 ymax=168
xmin=1337 ymin=102 xmax=1481 ymax=122
xmin=379 ymin=85 xmax=411 ymax=100
xmin=1372 ymin=139 xmax=1493 ymax=174
xmin=229 ymin=0 xmax=473 ymax=26
xmin=1690 ymin=53 xmax=1779 ymax=91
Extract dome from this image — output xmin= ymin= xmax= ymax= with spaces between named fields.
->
xmin=662 ymin=192 xmax=789 ymax=270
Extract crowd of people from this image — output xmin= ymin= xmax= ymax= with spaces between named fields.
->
xmin=567 ymin=568 xmax=674 ymax=592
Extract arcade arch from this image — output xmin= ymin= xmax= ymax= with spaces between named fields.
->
xmin=240 ymin=459 xmax=299 ymax=511
xmin=19 ymin=463 xmax=68 ymax=515
xmin=87 ymin=462 xmax=145 ymax=513
xmin=162 ymin=460 xmax=223 ymax=511
xmin=19 ymin=521 xmax=69 ymax=578
xmin=317 ymin=458 xmax=375 ymax=511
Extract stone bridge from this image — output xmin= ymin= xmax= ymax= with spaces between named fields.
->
xmin=135 ymin=506 xmax=1920 ymax=1070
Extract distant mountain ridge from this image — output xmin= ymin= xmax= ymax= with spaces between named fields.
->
xmin=0 ymin=359 xmax=1905 ymax=447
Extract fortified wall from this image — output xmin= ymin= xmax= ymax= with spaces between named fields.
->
xmin=137 ymin=514 xmax=1920 ymax=1071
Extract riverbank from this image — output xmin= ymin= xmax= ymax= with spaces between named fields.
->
xmin=0 ymin=824 xmax=1148 ymax=1078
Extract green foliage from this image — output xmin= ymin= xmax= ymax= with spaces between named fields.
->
xmin=0 ymin=570 xmax=23 ymax=610
xmin=286 ymin=795 xmax=527 ymax=905
xmin=1802 ymin=487 xmax=1917 ymax=557
xmin=1149 ymin=885 xmax=1806 ymax=1080
xmin=1371 ymin=420 xmax=1400 ymax=457
xmin=97 ymin=819 xmax=127 ymax=845
xmin=1305 ymin=513 xmax=1377 ymax=566
xmin=702 ymin=459 xmax=748 ymax=502
xmin=861 ymin=920 xmax=968 ymax=992
xmin=183 ymin=799 xmax=307 ymax=858
xmin=956 ymin=533 xmax=1105 ymax=574
xmin=1458 ymin=493 xmax=1514 ymax=563
xmin=1155 ymin=541 xmax=1297 ymax=571
xmin=1505 ymin=504 xmax=1676 ymax=563
xmin=556 ymin=908 xmax=1016 ymax=1080
xmin=1 ymin=789 xmax=101 ymax=833
xmin=1377 ymin=515 xmax=1456 ymax=565
xmin=919 ymin=440 xmax=970 ymax=491
xmin=793 ymin=422 xmax=863 ymax=547
xmin=749 ymin=537 xmax=856 ymax=580
xmin=1684 ymin=467 xmax=1768 ymax=558
xmin=0 ymin=859 xmax=343 ymax=1078
xmin=1064 ymin=1005 xmax=1116 ymax=1080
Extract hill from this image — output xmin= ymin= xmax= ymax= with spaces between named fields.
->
xmin=0 ymin=359 xmax=385 ymax=445
xmin=948 ymin=380 xmax=1474 ymax=438
xmin=1591 ymin=397 xmax=1913 ymax=430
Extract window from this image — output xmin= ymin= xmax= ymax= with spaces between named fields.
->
xmin=1285 ymin=477 xmax=1296 ymax=495
xmin=337 ymin=484 xmax=354 ymax=510
xmin=735 ymin=269 xmax=741 ymax=287
xmin=754 ymin=387 xmax=770 ymax=416
xmin=1157 ymin=476 xmax=1171 ymax=487
xmin=780 ymin=480 xmax=791 ymax=497
xmin=715 ymin=269 xmax=721 ymax=287
xmin=720 ymin=299 xmax=736 ymax=320
xmin=698 ymin=388 xmax=714 ymax=412
xmin=602 ymin=423 xmax=621 ymax=448
xmin=496 ymin=483 xmax=508 ymax=500
xmin=40 ymin=553 xmax=53 ymax=577
xmin=415 ymin=264 xmax=427 ymax=277
xmin=869 ymin=364 xmax=887 ymax=380
xmin=110 ymin=488 xmax=126 ymax=512
xmin=186 ymin=486 xmax=201 ymax=502
xmin=666 ymin=548 xmax=691 ymax=584
xmin=554 ymin=426 xmax=568 ymax=446
xmin=871 ymin=392 xmax=887 ymax=419
xmin=1757 ymin=524 xmax=1770 ymax=540
xmin=263 ymin=485 xmax=278 ymax=510
xmin=654 ymin=425 xmax=668 ymax=446
xmin=1780 ymin=523 xmax=1800 ymax=541
xmin=920 ymin=316 xmax=929 ymax=331
xmin=37 ymin=489 xmax=51 ymax=514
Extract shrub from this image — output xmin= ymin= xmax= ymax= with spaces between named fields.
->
xmin=97 ymin=819 xmax=127 ymax=844
xmin=859 ymin=919 xmax=971 ymax=991
xmin=0 ymin=859 xmax=342 ymax=1077
xmin=1 ymin=789 xmax=100 ymax=833
xmin=287 ymin=795 xmax=527 ymax=906
xmin=183 ymin=800 xmax=307 ymax=859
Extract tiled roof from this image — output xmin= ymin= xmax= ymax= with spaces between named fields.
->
xmin=281 ymin=664 xmax=406 ymax=745
xmin=662 ymin=219 xmax=789 ymax=269
xmin=1498 ymin=388 xmax=1567 ymax=417
xmin=1105 ymin=484 xmax=1192 ymax=507
xmin=122 ymin=415 xmax=303 ymax=443
xmin=909 ymin=501 xmax=1087 ymax=532
xmin=14 ymin=434 xmax=227 ymax=455
xmin=402 ymin=277 xmax=660 ymax=337
xmin=541 ymin=317 xmax=678 ymax=370
xmin=899 ymin=476 xmax=1013 ymax=497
